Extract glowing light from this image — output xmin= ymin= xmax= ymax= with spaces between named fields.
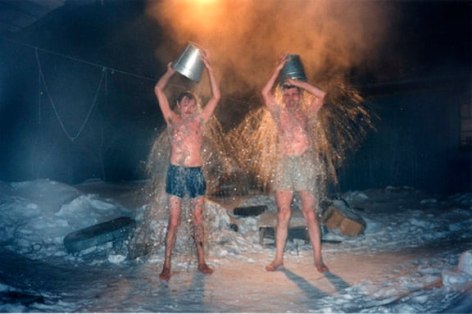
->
xmin=194 ymin=0 xmax=218 ymax=4
xmin=147 ymin=1 xmax=394 ymax=95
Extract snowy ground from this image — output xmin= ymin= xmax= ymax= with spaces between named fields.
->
xmin=0 ymin=179 xmax=471 ymax=313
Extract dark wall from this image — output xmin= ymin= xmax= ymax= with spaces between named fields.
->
xmin=0 ymin=0 xmax=166 ymax=184
xmin=0 ymin=38 xmax=161 ymax=183
xmin=337 ymin=83 xmax=471 ymax=194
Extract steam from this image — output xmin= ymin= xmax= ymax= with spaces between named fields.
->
xmin=146 ymin=0 xmax=395 ymax=94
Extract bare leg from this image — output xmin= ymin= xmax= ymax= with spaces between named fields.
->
xmin=266 ymin=190 xmax=292 ymax=271
xmin=159 ymin=195 xmax=181 ymax=281
xmin=300 ymin=191 xmax=329 ymax=273
xmin=192 ymin=197 xmax=214 ymax=275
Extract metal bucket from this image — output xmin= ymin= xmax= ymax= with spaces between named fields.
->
xmin=172 ymin=42 xmax=204 ymax=82
xmin=279 ymin=54 xmax=307 ymax=84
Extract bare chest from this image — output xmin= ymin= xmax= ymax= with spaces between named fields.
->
xmin=169 ymin=117 xmax=203 ymax=142
xmin=279 ymin=109 xmax=308 ymax=133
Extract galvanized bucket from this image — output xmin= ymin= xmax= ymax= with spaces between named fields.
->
xmin=172 ymin=42 xmax=204 ymax=82
xmin=279 ymin=54 xmax=307 ymax=84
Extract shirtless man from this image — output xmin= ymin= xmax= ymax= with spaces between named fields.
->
xmin=154 ymin=51 xmax=220 ymax=281
xmin=261 ymin=55 xmax=329 ymax=273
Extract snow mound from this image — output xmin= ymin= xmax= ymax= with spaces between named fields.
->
xmin=459 ymin=250 xmax=472 ymax=275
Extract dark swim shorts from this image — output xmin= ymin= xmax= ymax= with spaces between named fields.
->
xmin=165 ymin=164 xmax=206 ymax=198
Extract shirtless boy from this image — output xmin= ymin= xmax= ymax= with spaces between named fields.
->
xmin=154 ymin=51 xmax=220 ymax=281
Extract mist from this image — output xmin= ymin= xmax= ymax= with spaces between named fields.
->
xmin=146 ymin=0 xmax=396 ymax=95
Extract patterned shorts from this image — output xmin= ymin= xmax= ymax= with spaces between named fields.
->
xmin=274 ymin=154 xmax=316 ymax=193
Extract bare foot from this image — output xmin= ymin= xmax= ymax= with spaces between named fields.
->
xmin=159 ymin=267 xmax=171 ymax=281
xmin=198 ymin=263 xmax=214 ymax=275
xmin=315 ymin=262 xmax=329 ymax=273
xmin=265 ymin=260 xmax=284 ymax=272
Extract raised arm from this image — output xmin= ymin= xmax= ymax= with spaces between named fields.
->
xmin=200 ymin=51 xmax=221 ymax=122
xmin=261 ymin=55 xmax=287 ymax=111
xmin=154 ymin=62 xmax=177 ymax=125
xmin=285 ymin=78 xmax=326 ymax=113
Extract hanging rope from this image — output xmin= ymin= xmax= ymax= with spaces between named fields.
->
xmin=0 ymin=36 xmax=157 ymax=82
xmin=2 ymin=37 xmax=258 ymax=108
xmin=3 ymin=36 xmax=259 ymax=138
xmin=35 ymin=48 xmax=106 ymax=142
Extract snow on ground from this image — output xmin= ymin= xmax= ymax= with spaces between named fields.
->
xmin=0 ymin=179 xmax=471 ymax=312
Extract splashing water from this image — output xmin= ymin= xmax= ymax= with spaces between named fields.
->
xmin=127 ymin=79 xmax=373 ymax=260
xmin=228 ymin=78 xmax=374 ymax=201
xmin=128 ymin=117 xmax=235 ymax=260
xmin=316 ymin=78 xmax=375 ymax=184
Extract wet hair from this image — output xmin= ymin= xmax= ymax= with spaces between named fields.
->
xmin=281 ymin=84 xmax=300 ymax=92
xmin=275 ymin=83 xmax=308 ymax=110
xmin=173 ymin=90 xmax=201 ymax=114
xmin=175 ymin=91 xmax=196 ymax=104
